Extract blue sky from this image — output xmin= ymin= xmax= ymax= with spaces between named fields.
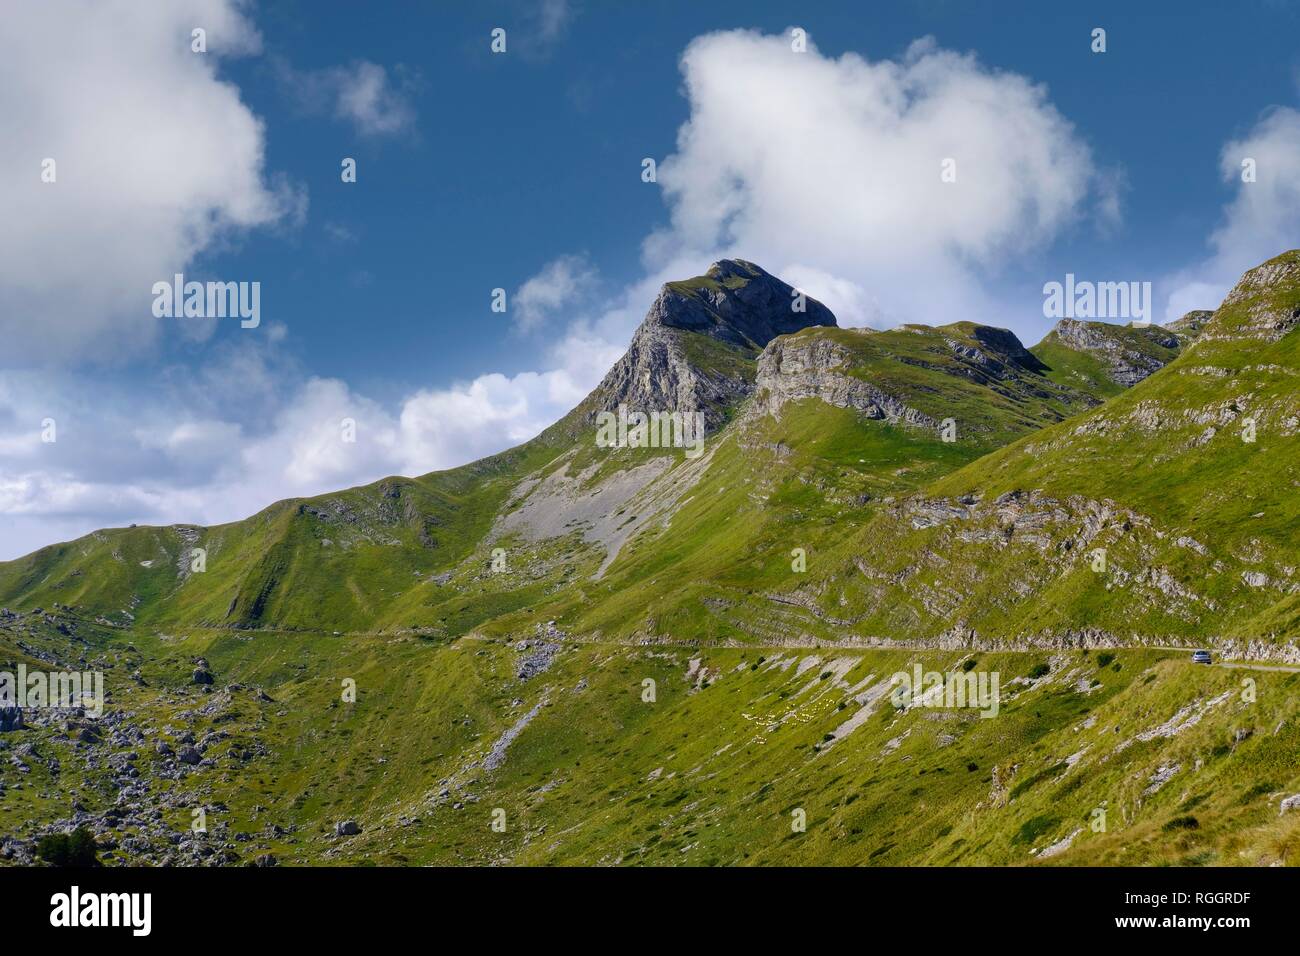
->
xmin=216 ymin=0 xmax=1299 ymax=391
xmin=2 ymin=0 xmax=1300 ymax=558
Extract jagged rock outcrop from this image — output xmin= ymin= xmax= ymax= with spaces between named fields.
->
xmin=945 ymin=324 xmax=1051 ymax=378
xmin=0 ymin=707 xmax=22 ymax=732
xmin=587 ymin=259 xmax=835 ymax=429
xmin=1047 ymin=318 xmax=1179 ymax=386
xmin=752 ymin=320 xmax=1071 ymax=435
xmin=1198 ymin=250 xmax=1300 ymax=344
xmin=1165 ymin=310 xmax=1212 ymax=341
xmin=754 ymin=332 xmax=936 ymax=427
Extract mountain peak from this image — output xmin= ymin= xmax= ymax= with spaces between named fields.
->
xmin=944 ymin=321 xmax=1048 ymax=373
xmin=1201 ymin=249 xmax=1300 ymax=345
xmin=585 ymin=260 xmax=837 ymax=428
xmin=651 ymin=259 xmax=837 ymax=350
xmin=1034 ymin=317 xmax=1180 ymax=389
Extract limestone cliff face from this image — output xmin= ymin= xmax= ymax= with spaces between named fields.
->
xmin=1048 ymin=318 xmax=1180 ymax=386
xmin=1199 ymin=250 xmax=1300 ymax=344
xmin=753 ymin=332 xmax=936 ymax=427
xmin=586 ymin=259 xmax=836 ymax=429
xmin=589 ymin=318 xmax=751 ymax=431
xmin=751 ymin=321 xmax=1063 ymax=433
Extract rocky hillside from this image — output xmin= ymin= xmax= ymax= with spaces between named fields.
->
xmin=786 ymin=251 xmax=1300 ymax=656
xmin=1167 ymin=310 xmax=1214 ymax=341
xmin=754 ymin=321 xmax=1091 ymax=449
xmin=585 ymin=259 xmax=835 ymax=430
xmin=1030 ymin=318 xmax=1183 ymax=400
xmin=3 ymin=252 xmax=1300 ymax=868
xmin=5 ymin=612 xmax=1298 ymax=867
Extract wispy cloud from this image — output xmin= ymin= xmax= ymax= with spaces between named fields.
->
xmin=515 ymin=254 xmax=598 ymax=331
xmin=277 ymin=58 xmax=418 ymax=137
xmin=509 ymin=0 xmax=575 ymax=60
xmin=537 ymin=0 xmax=572 ymax=44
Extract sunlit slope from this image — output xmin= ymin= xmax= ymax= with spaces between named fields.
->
xmin=6 ymin=614 xmax=1296 ymax=867
xmin=0 ymin=436 xmax=566 ymax=633
xmin=466 ymin=319 xmax=1103 ymax=644
xmin=767 ymin=321 xmax=1097 ymax=447
xmin=796 ymin=252 xmax=1300 ymax=647
xmin=1030 ymin=319 xmax=1182 ymax=402
xmin=4 ymin=255 xmax=1300 ymax=870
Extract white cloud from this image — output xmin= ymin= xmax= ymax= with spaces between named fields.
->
xmin=324 ymin=222 xmax=358 ymax=243
xmin=0 ymin=335 xmax=624 ymax=558
xmin=780 ymin=264 xmax=884 ymax=329
xmin=511 ymin=0 xmax=574 ymax=58
xmin=337 ymin=62 xmax=415 ymax=135
xmin=1164 ymin=107 xmax=1300 ymax=319
xmin=277 ymin=59 xmax=416 ymax=137
xmin=537 ymin=0 xmax=572 ymax=43
xmin=514 ymin=254 xmax=597 ymax=330
xmin=0 ymin=0 xmax=298 ymax=363
xmin=522 ymin=31 xmax=1106 ymax=353
xmin=645 ymin=31 xmax=1104 ymax=327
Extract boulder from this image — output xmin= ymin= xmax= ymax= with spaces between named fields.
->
xmin=0 ymin=707 xmax=22 ymax=733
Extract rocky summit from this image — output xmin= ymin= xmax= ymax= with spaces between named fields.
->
xmin=3 ymin=252 xmax=1300 ymax=868
xmin=588 ymin=259 xmax=836 ymax=429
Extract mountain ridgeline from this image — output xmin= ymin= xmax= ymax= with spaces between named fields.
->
xmin=584 ymin=258 xmax=836 ymax=430
xmin=4 ymin=253 xmax=1300 ymax=868
xmin=0 ymin=255 xmax=1270 ymax=644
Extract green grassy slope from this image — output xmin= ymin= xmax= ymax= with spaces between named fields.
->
xmin=5 ymin=614 xmax=1297 ymax=867
xmin=797 ymin=252 xmax=1300 ymax=646
xmin=468 ymin=319 xmax=1104 ymax=646
xmin=0 ymin=433 xmax=569 ymax=634
xmin=783 ymin=321 xmax=1096 ymax=447
xmin=0 ymin=311 xmax=1090 ymax=644
xmin=1030 ymin=337 xmax=1130 ymax=401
